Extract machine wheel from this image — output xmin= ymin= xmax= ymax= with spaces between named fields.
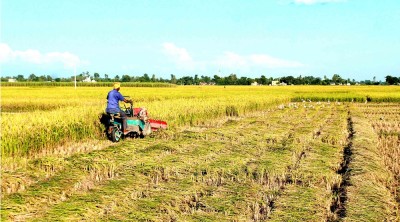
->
xmin=111 ymin=127 xmax=122 ymax=142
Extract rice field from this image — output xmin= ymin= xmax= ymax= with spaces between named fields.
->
xmin=1 ymin=85 xmax=399 ymax=221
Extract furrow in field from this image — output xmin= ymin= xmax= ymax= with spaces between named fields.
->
xmin=269 ymin=104 xmax=349 ymax=221
xmin=328 ymin=109 xmax=354 ymax=221
xmin=342 ymin=104 xmax=400 ymax=221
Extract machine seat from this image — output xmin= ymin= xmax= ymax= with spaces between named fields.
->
xmin=108 ymin=112 xmax=121 ymax=119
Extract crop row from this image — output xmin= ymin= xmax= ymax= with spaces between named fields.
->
xmin=360 ymin=104 xmax=400 ymax=214
xmin=343 ymin=105 xmax=400 ymax=221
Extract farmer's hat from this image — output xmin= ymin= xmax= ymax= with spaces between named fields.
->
xmin=113 ymin=82 xmax=121 ymax=89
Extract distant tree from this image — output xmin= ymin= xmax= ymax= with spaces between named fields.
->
xmin=178 ymin=76 xmax=194 ymax=85
xmin=259 ymin=75 xmax=267 ymax=85
xmin=142 ymin=73 xmax=150 ymax=82
xmin=281 ymin=76 xmax=295 ymax=85
xmin=104 ymin=74 xmax=109 ymax=82
xmin=170 ymin=74 xmax=177 ymax=84
xmin=76 ymin=73 xmax=84 ymax=82
xmin=385 ymin=75 xmax=399 ymax=85
xmin=296 ymin=75 xmax=303 ymax=85
xmin=332 ymin=74 xmax=342 ymax=84
xmin=7 ymin=72 xmax=375 ymax=85
xmin=362 ymin=80 xmax=373 ymax=85
xmin=28 ymin=73 xmax=37 ymax=81
xmin=311 ymin=77 xmax=322 ymax=85
xmin=1 ymin=76 xmax=11 ymax=82
xmin=200 ymin=75 xmax=211 ymax=84
xmin=28 ymin=73 xmax=36 ymax=81
xmin=16 ymin=74 xmax=25 ymax=81
xmin=94 ymin=72 xmax=100 ymax=81
xmin=38 ymin=75 xmax=47 ymax=81
xmin=121 ymin=75 xmax=131 ymax=82
xmin=302 ymin=76 xmax=312 ymax=85
xmin=238 ymin=77 xmax=253 ymax=85
xmin=224 ymin=74 xmax=237 ymax=85
xmin=212 ymin=75 xmax=222 ymax=85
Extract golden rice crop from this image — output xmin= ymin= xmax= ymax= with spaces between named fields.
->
xmin=1 ymin=86 xmax=291 ymax=158
xmin=1 ymin=85 xmax=399 ymax=158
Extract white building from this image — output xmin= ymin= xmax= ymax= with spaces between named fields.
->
xmin=251 ymin=82 xmax=259 ymax=86
xmin=271 ymin=81 xmax=279 ymax=86
xmin=82 ymin=76 xmax=96 ymax=82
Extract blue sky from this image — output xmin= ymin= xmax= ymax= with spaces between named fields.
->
xmin=1 ymin=0 xmax=399 ymax=81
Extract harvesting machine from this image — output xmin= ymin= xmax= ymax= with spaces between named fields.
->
xmin=103 ymin=98 xmax=167 ymax=142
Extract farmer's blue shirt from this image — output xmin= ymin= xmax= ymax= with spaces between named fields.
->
xmin=106 ymin=89 xmax=124 ymax=113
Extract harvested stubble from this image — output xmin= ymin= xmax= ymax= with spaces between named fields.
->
xmin=2 ymin=103 xmax=330 ymax=221
xmin=343 ymin=105 xmax=399 ymax=221
xmin=269 ymin=104 xmax=349 ymax=221
xmin=2 ymin=85 xmax=400 ymax=221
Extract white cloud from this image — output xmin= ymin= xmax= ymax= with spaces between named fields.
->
xmin=45 ymin=52 xmax=81 ymax=68
xmin=162 ymin=42 xmax=195 ymax=70
xmin=14 ymin=49 xmax=43 ymax=64
xmin=0 ymin=43 xmax=14 ymax=63
xmin=216 ymin=52 xmax=248 ymax=68
xmin=217 ymin=51 xmax=304 ymax=69
xmin=0 ymin=43 xmax=81 ymax=68
xmin=294 ymin=0 xmax=346 ymax=4
xmin=250 ymin=54 xmax=304 ymax=68
xmin=161 ymin=42 xmax=305 ymax=72
xmin=162 ymin=42 xmax=193 ymax=63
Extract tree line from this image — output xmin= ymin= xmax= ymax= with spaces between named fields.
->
xmin=1 ymin=72 xmax=399 ymax=85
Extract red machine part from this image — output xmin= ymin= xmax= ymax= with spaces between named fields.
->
xmin=148 ymin=119 xmax=168 ymax=131
xmin=133 ymin=108 xmax=144 ymax=116
xmin=134 ymin=107 xmax=167 ymax=131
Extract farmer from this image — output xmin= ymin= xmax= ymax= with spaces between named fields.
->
xmin=106 ymin=82 xmax=132 ymax=134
